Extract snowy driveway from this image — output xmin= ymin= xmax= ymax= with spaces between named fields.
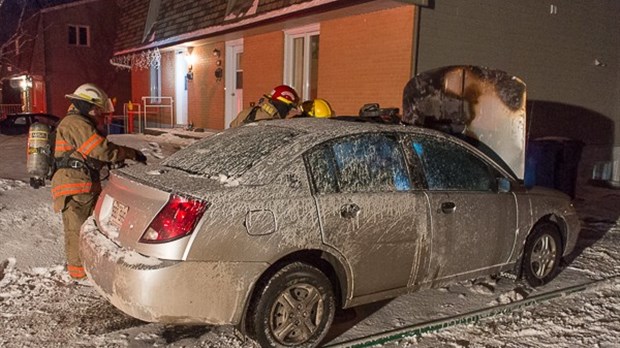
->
xmin=0 ymin=133 xmax=618 ymax=347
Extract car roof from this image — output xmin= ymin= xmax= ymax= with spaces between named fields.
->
xmin=252 ymin=117 xmax=517 ymax=179
xmin=251 ymin=117 xmax=443 ymax=140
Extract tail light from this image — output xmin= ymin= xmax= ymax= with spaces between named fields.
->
xmin=140 ymin=194 xmax=209 ymax=243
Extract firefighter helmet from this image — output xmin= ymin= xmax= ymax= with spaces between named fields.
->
xmin=65 ymin=83 xmax=112 ymax=112
xmin=267 ymin=85 xmax=300 ymax=107
xmin=301 ymin=98 xmax=334 ymax=118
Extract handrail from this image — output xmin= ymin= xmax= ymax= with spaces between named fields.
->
xmin=141 ymin=96 xmax=174 ymax=129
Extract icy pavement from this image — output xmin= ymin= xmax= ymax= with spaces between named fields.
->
xmin=1 ymin=132 xmax=619 ymax=347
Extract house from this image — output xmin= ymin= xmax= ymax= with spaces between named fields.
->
xmin=0 ymin=0 xmax=130 ymax=117
xmin=114 ymin=0 xmax=619 ymax=183
xmin=111 ymin=0 xmax=425 ymax=131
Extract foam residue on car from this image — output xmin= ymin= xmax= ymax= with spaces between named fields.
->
xmin=82 ymin=216 xmax=163 ymax=267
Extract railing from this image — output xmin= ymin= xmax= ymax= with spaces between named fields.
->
xmin=0 ymin=104 xmax=23 ymax=117
xmin=142 ymin=96 xmax=174 ymax=129
xmin=123 ymin=102 xmax=142 ymax=133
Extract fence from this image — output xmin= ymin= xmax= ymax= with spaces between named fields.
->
xmin=0 ymin=104 xmax=23 ymax=117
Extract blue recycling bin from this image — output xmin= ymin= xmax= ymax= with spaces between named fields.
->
xmin=524 ymin=138 xmax=583 ymax=198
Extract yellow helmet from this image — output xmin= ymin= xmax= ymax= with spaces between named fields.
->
xmin=65 ymin=83 xmax=113 ymax=112
xmin=301 ymin=98 xmax=334 ymax=118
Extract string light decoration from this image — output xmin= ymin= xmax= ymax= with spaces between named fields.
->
xmin=109 ymin=48 xmax=161 ymax=71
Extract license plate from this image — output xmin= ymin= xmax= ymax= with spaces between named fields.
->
xmin=110 ymin=200 xmax=129 ymax=228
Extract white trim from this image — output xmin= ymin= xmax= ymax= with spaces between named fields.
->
xmin=225 ymin=39 xmax=244 ymax=129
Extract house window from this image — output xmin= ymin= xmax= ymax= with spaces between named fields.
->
xmin=68 ymin=25 xmax=90 ymax=47
xmin=284 ymin=24 xmax=319 ymax=101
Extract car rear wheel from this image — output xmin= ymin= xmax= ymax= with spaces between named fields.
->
xmin=246 ymin=262 xmax=336 ymax=347
xmin=522 ymin=222 xmax=563 ymax=287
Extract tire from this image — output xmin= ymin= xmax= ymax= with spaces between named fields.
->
xmin=522 ymin=222 xmax=563 ymax=287
xmin=246 ymin=262 xmax=336 ymax=348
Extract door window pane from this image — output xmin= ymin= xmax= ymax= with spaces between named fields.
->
xmin=235 ymin=52 xmax=243 ymax=88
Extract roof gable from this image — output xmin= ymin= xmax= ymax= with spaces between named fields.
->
xmin=114 ymin=0 xmax=333 ymax=54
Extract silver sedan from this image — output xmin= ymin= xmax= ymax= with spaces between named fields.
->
xmin=80 ymin=118 xmax=580 ymax=347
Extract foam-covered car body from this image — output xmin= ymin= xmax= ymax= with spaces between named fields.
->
xmin=81 ymin=118 xmax=579 ymax=341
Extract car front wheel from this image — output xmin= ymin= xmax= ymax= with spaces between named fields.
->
xmin=522 ymin=222 xmax=563 ymax=287
xmin=246 ymin=262 xmax=336 ymax=347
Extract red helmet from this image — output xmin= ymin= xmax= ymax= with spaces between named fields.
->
xmin=268 ymin=85 xmax=300 ymax=106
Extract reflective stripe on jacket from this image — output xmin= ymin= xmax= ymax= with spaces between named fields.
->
xmin=51 ymin=110 xmax=137 ymax=212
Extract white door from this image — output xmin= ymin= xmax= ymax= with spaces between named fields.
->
xmin=175 ymin=49 xmax=188 ymax=126
xmin=225 ymin=39 xmax=243 ymax=128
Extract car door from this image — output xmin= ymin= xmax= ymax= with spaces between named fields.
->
xmin=407 ymin=134 xmax=518 ymax=281
xmin=305 ymin=133 xmax=431 ymax=297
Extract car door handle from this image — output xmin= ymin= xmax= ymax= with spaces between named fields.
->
xmin=440 ymin=201 xmax=456 ymax=214
xmin=340 ymin=203 xmax=361 ymax=219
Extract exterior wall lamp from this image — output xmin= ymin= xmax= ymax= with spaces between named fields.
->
xmin=213 ymin=48 xmax=222 ymax=81
xmin=186 ymin=47 xmax=195 ymax=80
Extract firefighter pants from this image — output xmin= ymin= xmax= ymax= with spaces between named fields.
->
xmin=61 ymin=193 xmax=97 ymax=279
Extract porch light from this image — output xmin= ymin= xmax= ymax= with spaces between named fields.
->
xmin=186 ymin=47 xmax=195 ymax=80
xmin=18 ymin=75 xmax=32 ymax=91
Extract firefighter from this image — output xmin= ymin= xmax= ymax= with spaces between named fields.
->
xmin=229 ymin=85 xmax=300 ymax=128
xmin=51 ymin=83 xmax=147 ymax=280
xmin=299 ymin=98 xmax=335 ymax=118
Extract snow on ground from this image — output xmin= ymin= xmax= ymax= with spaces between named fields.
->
xmin=1 ymin=132 xmax=619 ymax=348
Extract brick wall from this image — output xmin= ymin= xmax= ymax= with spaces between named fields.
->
xmin=319 ymin=6 xmax=415 ymax=116
xmin=40 ymin=1 xmax=129 ymax=116
xmin=188 ymin=43 xmax=226 ymax=130
xmin=131 ymin=68 xmax=149 ymax=105
xmin=243 ymin=31 xmax=285 ymax=109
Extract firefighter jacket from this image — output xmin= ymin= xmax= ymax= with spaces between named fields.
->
xmin=229 ymin=100 xmax=281 ymax=128
xmin=51 ymin=109 xmax=139 ymax=212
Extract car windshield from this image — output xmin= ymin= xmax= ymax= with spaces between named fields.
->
xmin=163 ymin=125 xmax=300 ymax=177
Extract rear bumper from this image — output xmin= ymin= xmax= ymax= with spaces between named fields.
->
xmin=80 ymin=216 xmax=267 ymax=325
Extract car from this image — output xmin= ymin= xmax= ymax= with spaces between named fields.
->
xmin=0 ymin=112 xmax=60 ymax=135
xmin=80 ymin=117 xmax=580 ymax=347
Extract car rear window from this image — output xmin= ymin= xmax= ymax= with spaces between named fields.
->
xmin=163 ymin=125 xmax=300 ymax=177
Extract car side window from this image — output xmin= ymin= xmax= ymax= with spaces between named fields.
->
xmin=306 ymin=133 xmax=411 ymax=194
xmin=410 ymin=136 xmax=495 ymax=191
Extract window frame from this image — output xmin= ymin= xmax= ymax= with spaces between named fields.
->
xmin=283 ymin=24 xmax=320 ymax=101
xmin=67 ymin=24 xmax=90 ymax=47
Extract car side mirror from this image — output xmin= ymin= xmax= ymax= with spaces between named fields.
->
xmin=497 ymin=177 xmax=511 ymax=193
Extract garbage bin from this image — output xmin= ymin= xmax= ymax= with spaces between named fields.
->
xmin=524 ymin=137 xmax=583 ymax=198
xmin=108 ymin=118 xmax=125 ymax=134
